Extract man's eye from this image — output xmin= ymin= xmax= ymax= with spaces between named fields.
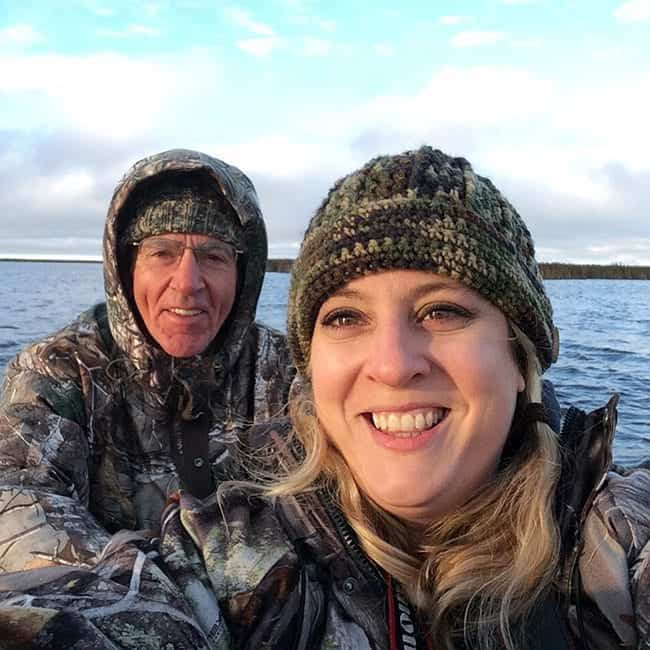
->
xmin=203 ymin=251 xmax=229 ymax=264
xmin=148 ymin=246 xmax=176 ymax=259
xmin=419 ymin=303 xmax=472 ymax=330
xmin=197 ymin=245 xmax=235 ymax=265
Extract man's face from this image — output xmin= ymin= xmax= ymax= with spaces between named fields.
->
xmin=132 ymin=232 xmax=238 ymax=357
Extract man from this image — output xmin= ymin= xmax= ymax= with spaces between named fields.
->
xmin=0 ymin=149 xmax=294 ymax=571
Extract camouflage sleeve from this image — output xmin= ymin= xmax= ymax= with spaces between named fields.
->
xmin=0 ymin=530 xmax=228 ymax=649
xmin=0 ymin=341 xmax=110 ymax=571
xmin=575 ymin=468 xmax=650 ymax=649
xmin=251 ymin=324 xmax=295 ymax=422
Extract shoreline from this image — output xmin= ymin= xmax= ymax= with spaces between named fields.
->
xmin=1 ymin=257 xmax=649 ymax=279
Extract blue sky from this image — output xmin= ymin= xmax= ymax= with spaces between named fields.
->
xmin=1 ymin=0 xmax=649 ymax=262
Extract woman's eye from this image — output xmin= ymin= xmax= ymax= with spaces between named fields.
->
xmin=320 ymin=309 xmax=364 ymax=329
xmin=419 ymin=303 xmax=472 ymax=330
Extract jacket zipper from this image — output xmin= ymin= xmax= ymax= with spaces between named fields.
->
xmin=321 ymin=494 xmax=385 ymax=585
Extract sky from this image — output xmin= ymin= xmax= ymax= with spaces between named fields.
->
xmin=1 ymin=0 xmax=649 ymax=263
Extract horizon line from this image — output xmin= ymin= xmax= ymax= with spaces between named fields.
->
xmin=2 ymin=255 xmax=649 ymax=268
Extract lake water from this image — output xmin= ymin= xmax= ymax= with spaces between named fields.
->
xmin=1 ymin=261 xmax=648 ymax=464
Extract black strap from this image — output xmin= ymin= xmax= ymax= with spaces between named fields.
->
xmin=525 ymin=591 xmax=573 ymax=650
xmin=170 ymin=410 xmax=214 ymax=499
xmin=387 ymin=575 xmax=432 ymax=650
xmin=541 ymin=379 xmax=561 ymax=432
xmin=520 ymin=402 xmax=553 ymax=428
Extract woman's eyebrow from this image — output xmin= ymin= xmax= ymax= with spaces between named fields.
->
xmin=410 ymin=280 xmax=467 ymax=299
xmin=328 ymin=287 xmax=361 ymax=300
xmin=329 ymin=280 xmax=466 ymax=302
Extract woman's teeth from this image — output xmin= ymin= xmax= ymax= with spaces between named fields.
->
xmin=371 ymin=408 xmax=446 ymax=435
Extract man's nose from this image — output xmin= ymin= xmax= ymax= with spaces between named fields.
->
xmin=169 ymin=248 xmax=205 ymax=293
xmin=364 ymin=320 xmax=431 ymax=387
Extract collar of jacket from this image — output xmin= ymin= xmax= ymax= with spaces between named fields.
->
xmin=555 ymin=394 xmax=618 ymax=551
xmin=554 ymin=393 xmax=619 ymax=649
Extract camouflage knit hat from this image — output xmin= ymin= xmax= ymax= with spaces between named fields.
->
xmin=120 ymin=171 xmax=244 ymax=249
xmin=287 ymin=146 xmax=558 ymax=377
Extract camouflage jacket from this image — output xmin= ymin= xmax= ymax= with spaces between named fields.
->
xmin=0 ymin=397 xmax=649 ymax=649
xmin=0 ymin=150 xmax=294 ymax=572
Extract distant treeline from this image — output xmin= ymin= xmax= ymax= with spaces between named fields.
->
xmin=266 ymin=259 xmax=294 ymax=273
xmin=267 ymin=259 xmax=650 ymax=279
xmin=539 ymin=263 xmax=650 ymax=280
xmin=3 ymin=258 xmax=649 ymax=279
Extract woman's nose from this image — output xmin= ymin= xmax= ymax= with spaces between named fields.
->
xmin=170 ymin=248 xmax=205 ymax=293
xmin=364 ymin=321 xmax=431 ymax=387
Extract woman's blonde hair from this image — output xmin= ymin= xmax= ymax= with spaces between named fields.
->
xmin=267 ymin=324 xmax=561 ymax=650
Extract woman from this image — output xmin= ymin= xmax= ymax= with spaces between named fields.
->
xmin=1 ymin=147 xmax=648 ymax=649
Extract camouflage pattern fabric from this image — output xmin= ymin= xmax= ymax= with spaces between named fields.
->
xmin=0 ymin=149 xmax=294 ymax=573
xmin=0 ymin=404 xmax=649 ymax=648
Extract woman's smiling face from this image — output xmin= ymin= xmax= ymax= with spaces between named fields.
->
xmin=310 ymin=269 xmax=525 ymax=525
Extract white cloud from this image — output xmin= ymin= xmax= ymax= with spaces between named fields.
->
xmin=225 ymin=7 xmax=275 ymax=35
xmin=451 ymin=30 xmax=505 ymax=47
xmin=583 ymin=239 xmax=650 ymax=265
xmin=279 ymin=0 xmax=307 ymax=9
xmin=287 ymin=14 xmax=309 ymax=27
xmin=302 ymin=37 xmax=331 ymax=56
xmin=0 ymin=24 xmax=42 ymax=46
xmin=349 ymin=66 xmax=553 ymax=133
xmin=319 ymin=19 xmax=336 ymax=32
xmin=0 ymin=53 xmax=181 ymax=137
xmin=485 ymin=146 xmax=612 ymax=204
xmin=144 ymin=2 xmax=162 ymax=18
xmin=502 ymin=0 xmax=540 ymax=4
xmin=2 ymin=38 xmax=649 ymax=265
xmin=0 ymin=250 xmax=102 ymax=261
xmin=373 ymin=42 xmax=395 ymax=57
xmin=95 ymin=8 xmax=113 ymax=16
xmin=439 ymin=15 xmax=470 ymax=25
xmin=268 ymin=241 xmax=300 ymax=258
xmin=127 ymin=24 xmax=161 ymax=36
xmin=237 ymin=37 xmax=282 ymax=56
xmin=98 ymin=24 xmax=162 ymax=38
xmin=293 ymin=65 xmax=648 ymax=246
xmin=614 ymin=0 xmax=650 ymax=21
xmin=50 ymin=170 xmax=95 ymax=199
xmin=512 ymin=37 xmax=543 ymax=48
xmin=212 ymin=135 xmax=336 ymax=177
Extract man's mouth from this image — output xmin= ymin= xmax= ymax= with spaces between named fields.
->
xmin=168 ymin=308 xmax=204 ymax=317
xmin=367 ymin=407 xmax=448 ymax=437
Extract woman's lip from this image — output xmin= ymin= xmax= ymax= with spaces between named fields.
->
xmin=363 ymin=409 xmax=449 ymax=452
xmin=361 ymin=403 xmax=448 ymax=413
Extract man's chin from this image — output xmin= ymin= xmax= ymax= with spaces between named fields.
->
xmin=159 ymin=335 xmax=211 ymax=358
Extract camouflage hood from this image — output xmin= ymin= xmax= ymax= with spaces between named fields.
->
xmin=102 ymin=149 xmax=268 ymax=400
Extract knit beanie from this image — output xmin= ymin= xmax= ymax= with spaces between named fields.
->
xmin=287 ymin=146 xmax=558 ymax=377
xmin=120 ymin=171 xmax=244 ymax=249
